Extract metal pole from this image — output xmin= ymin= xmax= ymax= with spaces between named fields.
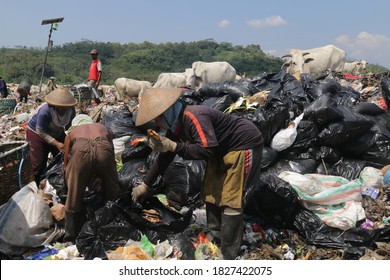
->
xmin=38 ymin=23 xmax=54 ymax=96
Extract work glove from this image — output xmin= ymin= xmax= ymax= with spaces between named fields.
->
xmin=131 ymin=182 xmax=151 ymax=203
xmin=148 ymin=136 xmax=177 ymax=153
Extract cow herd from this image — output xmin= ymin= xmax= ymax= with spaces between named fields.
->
xmin=113 ymin=61 xmax=237 ymax=101
xmin=113 ymin=45 xmax=368 ymax=100
xmin=281 ymin=44 xmax=368 ymax=76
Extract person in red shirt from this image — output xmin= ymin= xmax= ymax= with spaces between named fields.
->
xmin=132 ymin=88 xmax=264 ymax=259
xmin=87 ymin=49 xmax=102 ymax=103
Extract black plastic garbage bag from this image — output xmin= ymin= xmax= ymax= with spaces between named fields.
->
xmin=260 ymin=146 xmax=279 ymax=171
xmin=381 ymin=76 xmax=390 ymax=109
xmin=101 ymin=106 xmax=133 ymax=123
xmin=105 ymin=118 xmax=139 ymax=139
xmin=199 ymin=81 xmax=257 ymax=101
xmin=117 ymin=193 xmax=193 ymax=236
xmin=76 ymin=193 xmax=193 ymax=259
xmin=304 ymin=74 xmax=341 ymax=101
xmin=101 ymin=107 xmax=142 ymax=138
xmin=76 ymin=201 xmax=143 ymax=260
xmin=304 ymin=93 xmax=344 ymax=127
xmin=329 ymin=159 xmax=366 ymax=181
xmin=243 ymin=174 xmax=299 ymax=228
xmin=356 ymin=102 xmax=385 ymax=116
xmin=261 ymin=158 xmax=318 ymax=177
xmin=362 ymin=133 xmax=390 ymax=168
xmin=340 ymin=130 xmax=376 ymax=157
xmin=242 ymin=105 xmax=290 ymax=146
xmin=118 ymin=158 xmax=147 ymax=189
xmin=40 ymin=154 xmax=67 ymax=204
xmin=318 ymin=105 xmax=373 ymax=146
xmin=333 ymin=88 xmax=360 ymax=108
xmin=251 ymin=72 xmax=276 ymax=90
xmin=168 ymin=233 xmax=196 ymax=260
xmin=201 ymin=94 xmax=234 ymax=112
xmin=318 ymin=146 xmax=343 ymax=165
xmin=280 ymin=120 xmax=319 ymax=156
xmin=280 ymin=147 xmax=319 ymax=163
xmin=180 ymin=88 xmax=204 ymax=105
xmin=163 ymin=157 xmax=206 ymax=209
xmin=293 ymin=208 xmax=390 ymax=249
xmin=263 ymin=71 xmax=308 ymax=118
xmin=121 ymin=134 xmax=151 ymax=163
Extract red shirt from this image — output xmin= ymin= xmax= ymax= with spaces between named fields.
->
xmin=88 ymin=59 xmax=101 ymax=81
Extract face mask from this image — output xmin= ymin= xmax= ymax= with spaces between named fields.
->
xmin=161 ymin=101 xmax=183 ymax=132
xmin=160 ymin=114 xmax=171 ymax=130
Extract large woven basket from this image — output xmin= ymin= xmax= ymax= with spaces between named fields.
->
xmin=0 ymin=99 xmax=17 ymax=114
xmin=74 ymin=86 xmax=93 ymax=101
xmin=0 ymin=141 xmax=34 ymax=205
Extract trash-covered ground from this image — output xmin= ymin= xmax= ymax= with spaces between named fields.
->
xmin=1 ymin=70 xmax=389 ymax=260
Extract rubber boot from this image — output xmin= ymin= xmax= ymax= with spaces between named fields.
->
xmin=64 ymin=210 xmax=85 ymax=243
xmin=221 ymin=212 xmax=243 ymax=260
xmin=206 ymin=203 xmax=222 ymax=245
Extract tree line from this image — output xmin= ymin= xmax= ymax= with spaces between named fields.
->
xmin=0 ymin=39 xmax=388 ymax=86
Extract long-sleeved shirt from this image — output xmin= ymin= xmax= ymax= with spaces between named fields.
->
xmin=144 ymin=104 xmax=263 ymax=186
xmin=28 ymin=103 xmax=76 ymax=144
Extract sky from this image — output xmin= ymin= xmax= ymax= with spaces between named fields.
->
xmin=2 ymin=0 xmax=390 ymax=69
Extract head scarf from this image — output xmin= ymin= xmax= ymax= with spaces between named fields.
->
xmin=68 ymin=114 xmax=94 ymax=132
xmin=49 ymin=105 xmax=74 ymax=128
xmin=161 ymin=100 xmax=183 ymax=132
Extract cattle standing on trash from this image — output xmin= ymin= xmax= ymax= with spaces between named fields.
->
xmin=281 ymin=45 xmax=346 ymax=75
xmin=153 ymin=72 xmax=187 ymax=88
xmin=342 ymin=60 xmax=368 ymax=75
xmin=114 ymin=77 xmax=152 ymax=101
xmin=185 ymin=61 xmax=237 ymax=90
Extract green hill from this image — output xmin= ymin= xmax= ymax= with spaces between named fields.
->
xmin=1 ymin=39 xmax=388 ymax=86
xmin=0 ymin=39 xmax=284 ymax=85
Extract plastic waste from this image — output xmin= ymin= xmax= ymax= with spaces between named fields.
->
xmin=362 ymin=187 xmax=380 ymax=199
xmin=194 ymin=231 xmax=222 ymax=260
xmin=26 ymin=246 xmax=58 ymax=260
xmin=139 ymin=235 xmax=155 ymax=258
xmin=271 ymin=113 xmax=304 ymax=151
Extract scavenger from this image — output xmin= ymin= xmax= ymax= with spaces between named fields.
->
xmin=132 ymin=88 xmax=264 ymax=259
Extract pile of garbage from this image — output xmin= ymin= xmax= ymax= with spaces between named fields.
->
xmin=1 ymin=70 xmax=389 ymax=260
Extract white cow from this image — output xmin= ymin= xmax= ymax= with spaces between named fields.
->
xmin=342 ymin=60 xmax=368 ymax=75
xmin=282 ymin=45 xmax=346 ymax=75
xmin=114 ymin=77 xmax=152 ymax=101
xmin=185 ymin=61 xmax=236 ymax=90
xmin=153 ymin=72 xmax=187 ymax=88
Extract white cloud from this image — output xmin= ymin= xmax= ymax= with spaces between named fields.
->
xmin=334 ymin=34 xmax=350 ymax=45
xmin=334 ymin=31 xmax=390 ymax=67
xmin=218 ymin=19 xmax=231 ymax=28
xmin=246 ymin=16 xmax=287 ymax=28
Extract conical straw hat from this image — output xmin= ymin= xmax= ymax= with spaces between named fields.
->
xmin=44 ymin=87 xmax=77 ymax=107
xmin=135 ymin=88 xmax=182 ymax=126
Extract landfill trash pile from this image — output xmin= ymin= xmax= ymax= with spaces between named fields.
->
xmin=1 ymin=70 xmax=389 ymax=260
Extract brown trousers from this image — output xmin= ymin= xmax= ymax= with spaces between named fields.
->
xmin=26 ymin=128 xmax=64 ymax=184
xmin=202 ymin=146 xmax=263 ymax=209
xmin=65 ymin=137 xmax=119 ymax=212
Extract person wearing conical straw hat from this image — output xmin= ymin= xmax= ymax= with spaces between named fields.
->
xmin=46 ymin=76 xmax=57 ymax=94
xmin=26 ymin=87 xmax=77 ymax=186
xmin=61 ymin=114 xmax=119 ymax=242
xmin=132 ymin=88 xmax=264 ymax=260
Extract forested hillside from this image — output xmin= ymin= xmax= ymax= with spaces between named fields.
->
xmin=0 ymin=39 xmax=286 ymax=85
xmin=1 ymin=39 xmax=388 ymax=86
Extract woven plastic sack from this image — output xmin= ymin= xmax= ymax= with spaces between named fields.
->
xmin=0 ymin=182 xmax=63 ymax=256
